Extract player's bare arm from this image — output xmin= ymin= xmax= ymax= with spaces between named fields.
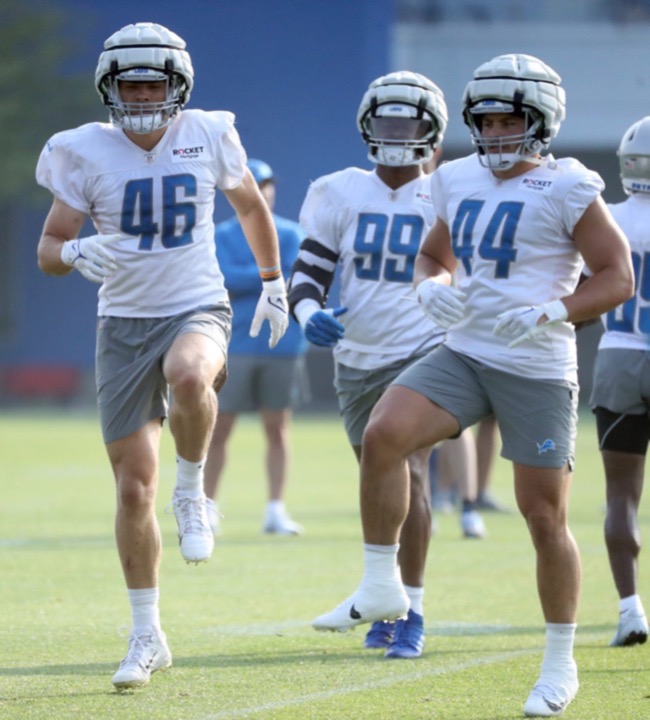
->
xmin=414 ymin=216 xmax=457 ymax=286
xmin=223 ymin=168 xmax=280 ymax=270
xmin=37 ymin=198 xmax=87 ymax=276
xmin=566 ymin=197 xmax=634 ymax=323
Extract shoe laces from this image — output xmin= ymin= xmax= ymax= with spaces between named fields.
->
xmin=392 ymin=611 xmax=421 ymax=646
xmin=165 ymin=493 xmax=210 ymax=535
xmin=117 ymin=626 xmax=155 ymax=668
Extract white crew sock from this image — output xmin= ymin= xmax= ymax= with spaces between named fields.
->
xmin=266 ymin=500 xmax=286 ymax=518
xmin=404 ymin=585 xmax=424 ymax=615
xmin=175 ymin=455 xmax=205 ymax=494
xmin=362 ymin=544 xmax=400 ymax=585
xmin=540 ymin=623 xmax=577 ymax=678
xmin=620 ymin=594 xmax=645 ymax=615
xmin=128 ymin=587 xmax=161 ymax=633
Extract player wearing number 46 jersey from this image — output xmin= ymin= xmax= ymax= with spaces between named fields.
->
xmin=35 ymin=22 xmax=288 ymax=691
xmin=312 ymin=54 xmax=633 ymax=717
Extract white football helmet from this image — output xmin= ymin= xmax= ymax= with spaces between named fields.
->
xmin=462 ymin=53 xmax=566 ymax=170
xmin=618 ymin=117 xmax=650 ymax=194
xmin=357 ymin=71 xmax=448 ymax=167
xmin=95 ymin=22 xmax=194 ymax=134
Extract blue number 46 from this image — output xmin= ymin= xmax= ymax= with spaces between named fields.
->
xmin=121 ymin=174 xmax=197 ymax=250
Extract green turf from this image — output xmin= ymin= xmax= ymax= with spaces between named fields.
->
xmin=0 ymin=409 xmax=649 ymax=719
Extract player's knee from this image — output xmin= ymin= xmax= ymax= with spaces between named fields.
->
xmin=116 ymin=475 xmax=156 ymax=512
xmin=169 ymin=368 xmax=212 ymax=405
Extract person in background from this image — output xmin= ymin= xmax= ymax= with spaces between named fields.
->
xmin=589 ymin=116 xmax=650 ymax=648
xmin=311 ymin=54 xmax=633 ymax=717
xmin=429 ymin=429 xmax=488 ymax=537
xmin=35 ymin=22 xmax=288 ymax=690
xmin=204 ymin=158 xmax=308 ymax=536
xmin=289 ymin=70 xmax=484 ymax=659
xmin=475 ymin=414 xmax=511 ymax=512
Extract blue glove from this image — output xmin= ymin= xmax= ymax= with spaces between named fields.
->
xmin=304 ymin=307 xmax=348 ymax=347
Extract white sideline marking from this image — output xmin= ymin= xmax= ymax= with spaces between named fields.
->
xmin=200 ymin=648 xmax=536 ymax=719
xmin=205 ymin=620 xmax=514 ymax=637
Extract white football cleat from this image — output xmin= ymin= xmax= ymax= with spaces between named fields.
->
xmin=312 ymin=581 xmax=409 ymax=632
xmin=112 ymin=627 xmax=172 ymax=690
xmin=205 ymin=497 xmax=222 ymax=536
xmin=461 ymin=509 xmax=487 ymax=539
xmin=524 ymin=665 xmax=578 ymax=717
xmin=167 ymin=491 xmax=214 ymax=564
xmin=263 ymin=510 xmax=303 ymax=536
xmin=610 ymin=609 xmax=649 ymax=647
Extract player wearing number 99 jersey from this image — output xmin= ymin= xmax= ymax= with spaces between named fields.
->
xmin=290 ymin=71 xmax=487 ymax=660
xmin=35 ymin=22 xmax=288 ymax=691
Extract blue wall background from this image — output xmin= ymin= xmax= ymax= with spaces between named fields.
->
xmin=4 ymin=0 xmax=392 ymax=370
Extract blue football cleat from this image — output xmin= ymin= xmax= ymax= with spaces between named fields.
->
xmin=385 ymin=609 xmax=424 ymax=658
xmin=364 ymin=621 xmax=395 ymax=649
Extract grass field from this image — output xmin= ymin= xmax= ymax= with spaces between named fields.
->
xmin=1 ymin=409 xmax=649 ymax=720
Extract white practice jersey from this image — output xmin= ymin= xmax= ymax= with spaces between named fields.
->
xmin=299 ymin=167 xmax=444 ymax=370
xmin=432 ymin=154 xmax=604 ymax=382
xmin=598 ymin=194 xmax=650 ymax=351
xmin=36 ymin=109 xmax=247 ymax=317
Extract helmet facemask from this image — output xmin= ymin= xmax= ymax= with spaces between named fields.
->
xmin=100 ymin=65 xmax=187 ymax=134
xmin=467 ymin=100 xmax=545 ymax=171
xmin=362 ymin=103 xmax=438 ymax=167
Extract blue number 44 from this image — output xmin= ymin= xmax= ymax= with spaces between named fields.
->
xmin=451 ymin=200 xmax=522 ymax=277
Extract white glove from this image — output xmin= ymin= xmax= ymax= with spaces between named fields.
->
xmin=493 ymin=299 xmax=568 ymax=348
xmin=250 ymin=276 xmax=289 ymax=349
xmin=416 ymin=278 xmax=467 ymax=329
xmin=60 ymin=233 xmax=120 ymax=284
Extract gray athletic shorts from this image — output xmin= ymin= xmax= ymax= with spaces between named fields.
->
xmin=590 ymin=347 xmax=650 ymax=415
xmin=394 ymin=345 xmax=578 ymax=469
xmin=334 ymin=353 xmax=428 ymax=446
xmin=218 ymin=354 xmax=310 ymax=413
xmin=96 ymin=305 xmax=231 ymax=444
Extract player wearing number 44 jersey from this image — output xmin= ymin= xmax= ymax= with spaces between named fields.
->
xmin=35 ymin=22 xmax=288 ymax=691
xmin=312 ymin=54 xmax=634 ymax=717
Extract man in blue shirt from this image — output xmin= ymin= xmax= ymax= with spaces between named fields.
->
xmin=204 ymin=159 xmax=308 ymax=535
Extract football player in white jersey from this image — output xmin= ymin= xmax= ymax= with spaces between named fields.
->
xmin=35 ymin=22 xmax=288 ymax=690
xmin=311 ymin=54 xmax=634 ymax=716
xmin=589 ymin=117 xmax=650 ymax=650
xmin=289 ymin=71 xmax=484 ymax=659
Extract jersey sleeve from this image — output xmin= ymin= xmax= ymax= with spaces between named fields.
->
xmin=560 ymin=167 xmax=605 ymax=235
xmin=35 ymin=132 xmax=91 ymax=214
xmin=429 ymin=164 xmax=449 ymax=224
xmin=211 ymin=112 xmax=247 ymax=190
xmin=298 ymin=176 xmax=341 ymax=253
